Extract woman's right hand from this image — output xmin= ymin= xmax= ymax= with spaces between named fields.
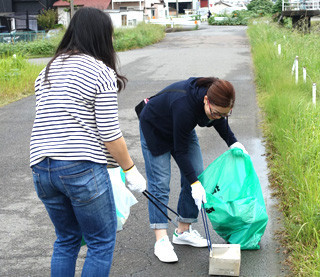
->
xmin=124 ymin=165 xmax=146 ymax=193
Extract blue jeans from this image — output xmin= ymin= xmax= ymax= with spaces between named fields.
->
xmin=140 ymin=126 xmax=204 ymax=229
xmin=32 ymin=158 xmax=117 ymax=277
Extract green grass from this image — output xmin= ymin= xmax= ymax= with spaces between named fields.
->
xmin=0 ymin=32 xmax=63 ymax=58
xmin=0 ymin=55 xmax=44 ymax=106
xmin=0 ymin=23 xmax=166 ymax=107
xmin=0 ymin=23 xmax=166 ymax=58
xmin=114 ymin=23 xmax=165 ymax=51
xmin=247 ymin=18 xmax=320 ymax=276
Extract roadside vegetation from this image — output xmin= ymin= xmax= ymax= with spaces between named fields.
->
xmin=0 ymin=23 xmax=165 ymax=58
xmin=247 ymin=19 xmax=320 ymax=276
xmin=113 ymin=23 xmax=165 ymax=51
xmin=0 ymin=23 xmax=165 ymax=107
xmin=0 ymin=55 xmax=44 ymax=106
xmin=208 ymin=0 xmax=282 ymax=26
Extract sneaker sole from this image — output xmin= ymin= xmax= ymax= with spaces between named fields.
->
xmin=172 ymin=239 xmax=207 ymax=248
xmin=154 ymin=252 xmax=178 ymax=263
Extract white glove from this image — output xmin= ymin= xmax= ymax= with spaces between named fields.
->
xmin=191 ymin=181 xmax=207 ymax=210
xmin=124 ymin=165 xmax=146 ymax=193
xmin=230 ymin=142 xmax=248 ymax=155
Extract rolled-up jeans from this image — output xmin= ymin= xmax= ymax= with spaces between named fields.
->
xmin=32 ymin=158 xmax=117 ymax=277
xmin=140 ymin=126 xmax=204 ymax=229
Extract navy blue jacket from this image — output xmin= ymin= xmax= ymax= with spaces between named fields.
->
xmin=140 ymin=77 xmax=237 ymax=184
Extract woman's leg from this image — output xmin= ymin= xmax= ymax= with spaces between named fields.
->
xmin=177 ymin=130 xmax=204 ymax=225
xmin=59 ymin=162 xmax=117 ymax=277
xmin=33 ymin=159 xmax=117 ymax=277
xmin=140 ymin=125 xmax=171 ymax=233
xmin=172 ymin=130 xmax=207 ymax=247
xmin=140 ymin=125 xmax=178 ymax=262
xmin=32 ymin=158 xmax=82 ymax=277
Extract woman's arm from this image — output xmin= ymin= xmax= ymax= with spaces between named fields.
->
xmin=104 ymin=136 xmax=134 ymax=171
xmin=104 ymin=137 xmax=146 ymax=192
xmin=212 ymin=118 xmax=237 ymax=146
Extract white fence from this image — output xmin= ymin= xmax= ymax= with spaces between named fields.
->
xmin=282 ymin=0 xmax=320 ymax=11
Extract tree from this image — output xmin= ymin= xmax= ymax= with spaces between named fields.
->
xmin=272 ymin=0 xmax=283 ymax=14
xmin=247 ymin=0 xmax=274 ymax=15
xmin=37 ymin=9 xmax=57 ymax=31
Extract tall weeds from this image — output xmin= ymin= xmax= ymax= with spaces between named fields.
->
xmin=0 ymin=55 xmax=44 ymax=106
xmin=247 ymin=19 xmax=320 ymax=275
xmin=0 ymin=23 xmax=165 ymax=58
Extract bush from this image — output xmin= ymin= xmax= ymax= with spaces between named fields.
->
xmin=272 ymin=0 xmax=283 ymax=14
xmin=208 ymin=11 xmax=255 ymax=25
xmin=37 ymin=9 xmax=57 ymax=31
xmin=247 ymin=0 xmax=274 ymax=15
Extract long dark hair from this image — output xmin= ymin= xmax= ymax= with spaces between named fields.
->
xmin=45 ymin=7 xmax=127 ymax=91
xmin=196 ymin=77 xmax=235 ymax=108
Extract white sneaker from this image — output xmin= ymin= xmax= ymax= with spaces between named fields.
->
xmin=172 ymin=226 xmax=208 ymax=247
xmin=154 ymin=235 xmax=178 ymax=263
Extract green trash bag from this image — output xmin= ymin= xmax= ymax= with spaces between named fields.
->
xmin=198 ymin=148 xmax=268 ymax=250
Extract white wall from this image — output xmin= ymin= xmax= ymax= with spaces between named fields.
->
xmin=108 ymin=10 xmax=144 ymax=28
xmin=56 ymin=8 xmax=144 ymax=28
xmin=57 ymin=7 xmax=70 ymax=27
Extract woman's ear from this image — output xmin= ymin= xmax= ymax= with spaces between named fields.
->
xmin=204 ymin=95 xmax=208 ymax=104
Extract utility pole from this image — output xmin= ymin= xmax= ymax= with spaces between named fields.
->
xmin=70 ymin=0 xmax=75 ymax=18
xmin=26 ymin=10 xmax=29 ymax=30
xmin=176 ymin=0 xmax=179 ymax=17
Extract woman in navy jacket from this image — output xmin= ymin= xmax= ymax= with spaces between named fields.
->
xmin=139 ymin=77 xmax=247 ymax=263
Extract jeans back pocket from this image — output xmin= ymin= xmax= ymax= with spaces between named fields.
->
xmin=60 ymin=168 xmax=99 ymax=204
xmin=32 ymin=171 xmax=46 ymax=198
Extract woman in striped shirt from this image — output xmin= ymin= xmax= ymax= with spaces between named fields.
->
xmin=30 ymin=7 xmax=145 ymax=277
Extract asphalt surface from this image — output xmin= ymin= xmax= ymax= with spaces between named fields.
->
xmin=0 ymin=25 xmax=289 ymax=276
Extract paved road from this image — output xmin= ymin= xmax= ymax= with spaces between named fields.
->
xmin=0 ymin=25 xmax=289 ymax=276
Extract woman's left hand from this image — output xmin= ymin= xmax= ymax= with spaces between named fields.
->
xmin=230 ymin=142 xmax=248 ymax=155
xmin=191 ymin=181 xmax=207 ymax=210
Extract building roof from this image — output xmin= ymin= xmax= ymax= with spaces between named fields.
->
xmin=53 ymin=0 xmax=111 ymax=10
xmin=214 ymin=1 xmax=232 ymax=7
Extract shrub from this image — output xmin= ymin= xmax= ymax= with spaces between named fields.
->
xmin=208 ymin=11 xmax=255 ymax=25
xmin=272 ymin=0 xmax=283 ymax=14
xmin=37 ymin=9 xmax=57 ymax=31
xmin=247 ymin=0 xmax=274 ymax=15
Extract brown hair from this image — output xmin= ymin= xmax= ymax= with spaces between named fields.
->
xmin=196 ymin=77 xmax=235 ymax=108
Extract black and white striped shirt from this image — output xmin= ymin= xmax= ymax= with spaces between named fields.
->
xmin=30 ymin=54 xmax=122 ymax=167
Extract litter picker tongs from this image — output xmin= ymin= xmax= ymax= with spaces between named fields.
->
xmin=200 ymin=202 xmax=213 ymax=253
xmin=142 ymin=190 xmax=179 ymax=227
xmin=142 ymin=189 xmax=212 ymax=252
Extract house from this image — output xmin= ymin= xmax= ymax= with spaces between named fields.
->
xmin=53 ymin=0 xmax=149 ymax=28
xmin=167 ymin=0 xmax=199 ymax=15
xmin=0 ymin=0 xmax=56 ymax=32
xmin=210 ymin=0 xmax=232 ymax=14
xmin=202 ymin=0 xmax=246 ymax=14
xmin=53 ymin=0 xmax=112 ymax=27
